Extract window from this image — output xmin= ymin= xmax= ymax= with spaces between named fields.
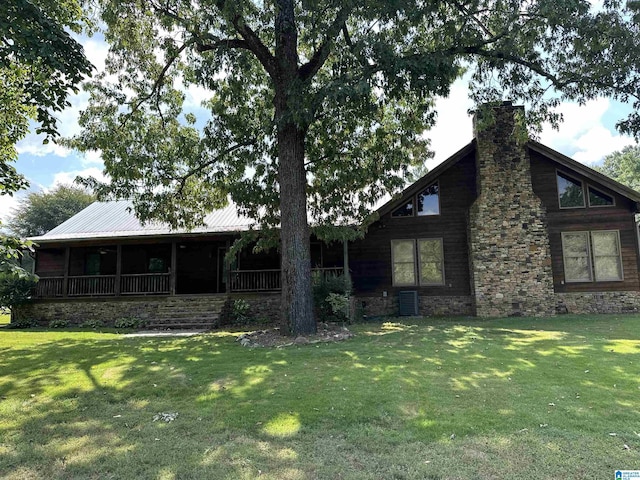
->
xmin=417 ymin=183 xmax=440 ymax=216
xmin=392 ymin=200 xmax=414 ymax=217
xmin=557 ymin=172 xmax=585 ymax=208
xmin=588 ymin=186 xmax=614 ymax=207
xmin=148 ymin=257 xmax=167 ymax=273
xmin=392 ymin=238 xmax=444 ymax=286
xmin=85 ymin=253 xmax=101 ymax=276
xmin=391 ymin=240 xmax=416 ymax=285
xmin=391 ymin=181 xmax=440 ymax=217
xmin=561 ymin=231 xmax=623 ymax=282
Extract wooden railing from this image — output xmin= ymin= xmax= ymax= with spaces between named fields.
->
xmin=34 ymin=277 xmax=65 ymax=297
xmin=121 ymin=273 xmax=170 ymax=295
xmin=68 ymin=275 xmax=117 ymax=296
xmin=229 ymin=267 xmax=344 ymax=292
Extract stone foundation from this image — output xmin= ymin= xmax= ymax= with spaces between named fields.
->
xmin=356 ymin=295 xmax=474 ymax=318
xmin=556 ymin=292 xmax=640 ymax=314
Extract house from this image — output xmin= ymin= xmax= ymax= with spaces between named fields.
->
xmin=20 ymin=103 xmax=640 ymax=326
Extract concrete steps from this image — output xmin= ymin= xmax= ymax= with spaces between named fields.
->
xmin=145 ymin=297 xmax=227 ymax=330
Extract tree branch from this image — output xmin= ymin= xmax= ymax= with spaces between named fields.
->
xmin=196 ymin=38 xmax=251 ymax=53
xmin=299 ymin=6 xmax=354 ymax=82
xmin=229 ymin=14 xmax=278 ymax=78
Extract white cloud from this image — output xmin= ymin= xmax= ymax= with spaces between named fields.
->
xmin=0 ymin=194 xmax=21 ymax=224
xmin=50 ymin=167 xmax=107 ymax=188
xmin=539 ymin=98 xmax=635 ymax=165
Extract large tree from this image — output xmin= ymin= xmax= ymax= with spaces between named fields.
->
xmin=597 ymin=145 xmax=640 ymax=191
xmin=8 ymin=184 xmax=96 ymax=237
xmin=70 ymin=0 xmax=640 ymax=335
xmin=0 ymin=0 xmax=93 ymax=276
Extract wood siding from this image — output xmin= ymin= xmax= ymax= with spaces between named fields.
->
xmin=350 ymin=152 xmax=477 ymax=296
xmin=35 ymin=248 xmax=66 ymax=277
xmin=529 ymin=150 xmax=640 ymax=292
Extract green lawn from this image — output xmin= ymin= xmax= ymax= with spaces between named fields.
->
xmin=0 ymin=314 xmax=9 ymax=325
xmin=0 ymin=315 xmax=638 ymax=479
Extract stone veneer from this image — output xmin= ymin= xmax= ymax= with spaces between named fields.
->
xmin=469 ymin=103 xmax=556 ymax=317
xmin=356 ymin=295 xmax=474 ymax=318
xmin=556 ymin=292 xmax=640 ymax=314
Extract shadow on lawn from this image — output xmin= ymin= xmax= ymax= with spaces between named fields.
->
xmin=0 ymin=315 xmax=639 ymax=479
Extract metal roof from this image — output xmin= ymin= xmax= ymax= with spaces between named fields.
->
xmin=30 ymin=200 xmax=255 ymax=243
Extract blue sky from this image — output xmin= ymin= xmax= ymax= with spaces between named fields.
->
xmin=4 ymin=33 xmax=637 ymax=221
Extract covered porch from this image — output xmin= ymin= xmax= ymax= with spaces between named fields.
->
xmin=33 ymin=238 xmax=344 ymax=298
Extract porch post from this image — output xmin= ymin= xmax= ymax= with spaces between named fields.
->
xmin=115 ymin=244 xmax=122 ymax=295
xmin=63 ymin=246 xmax=70 ymax=297
xmin=170 ymin=241 xmax=177 ymax=295
xmin=342 ymin=238 xmax=351 ymax=286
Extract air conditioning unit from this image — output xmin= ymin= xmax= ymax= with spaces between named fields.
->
xmin=398 ymin=291 xmax=418 ymax=316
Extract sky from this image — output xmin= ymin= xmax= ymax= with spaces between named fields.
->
xmin=3 ymin=32 xmax=638 ymax=223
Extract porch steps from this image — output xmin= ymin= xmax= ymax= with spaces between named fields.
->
xmin=145 ymin=297 xmax=227 ymax=330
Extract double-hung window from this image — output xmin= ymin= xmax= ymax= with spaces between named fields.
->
xmin=391 ymin=239 xmax=444 ymax=286
xmin=561 ymin=231 xmax=623 ymax=282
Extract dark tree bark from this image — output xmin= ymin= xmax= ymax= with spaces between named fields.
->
xmin=273 ymin=0 xmax=315 ymax=334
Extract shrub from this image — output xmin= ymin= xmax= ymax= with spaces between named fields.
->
xmin=49 ymin=319 xmax=69 ymax=328
xmin=80 ymin=319 xmax=105 ymax=329
xmin=9 ymin=317 xmax=38 ymax=329
xmin=230 ymin=299 xmax=251 ymax=325
xmin=0 ymin=273 xmax=37 ymax=309
xmin=114 ymin=317 xmax=145 ymax=329
xmin=312 ymin=273 xmax=351 ymax=323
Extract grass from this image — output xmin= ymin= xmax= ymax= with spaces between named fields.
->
xmin=0 ymin=315 xmax=639 ymax=479
xmin=0 ymin=314 xmax=9 ymax=325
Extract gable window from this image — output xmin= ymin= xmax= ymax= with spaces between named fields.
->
xmin=391 ymin=238 xmax=444 ymax=286
xmin=417 ymin=183 xmax=440 ymax=216
xmin=561 ymin=230 xmax=623 ymax=282
xmin=588 ymin=186 xmax=614 ymax=207
xmin=392 ymin=200 xmax=414 ymax=217
xmin=557 ymin=172 xmax=585 ymax=208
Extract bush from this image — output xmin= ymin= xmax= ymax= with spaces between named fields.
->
xmin=114 ymin=317 xmax=145 ymax=329
xmin=80 ymin=319 xmax=105 ymax=329
xmin=230 ymin=299 xmax=251 ymax=325
xmin=49 ymin=319 xmax=69 ymax=328
xmin=0 ymin=273 xmax=37 ymax=309
xmin=312 ymin=273 xmax=351 ymax=323
xmin=9 ymin=317 xmax=38 ymax=329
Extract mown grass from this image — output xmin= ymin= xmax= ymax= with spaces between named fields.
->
xmin=0 ymin=315 xmax=639 ymax=479
xmin=0 ymin=314 xmax=9 ymax=325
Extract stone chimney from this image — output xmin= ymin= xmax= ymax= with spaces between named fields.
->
xmin=468 ymin=102 xmax=555 ymax=317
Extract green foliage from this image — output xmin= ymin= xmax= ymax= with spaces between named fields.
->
xmin=230 ymin=299 xmax=251 ymax=325
xmin=596 ymin=145 xmax=640 ymax=191
xmin=0 ymin=272 xmax=37 ymax=308
xmin=8 ymin=316 xmax=38 ymax=329
xmin=48 ymin=318 xmax=69 ymax=329
xmin=8 ymin=184 xmax=96 ymax=237
xmin=113 ymin=317 xmax=145 ymax=329
xmin=79 ymin=319 xmax=105 ymax=329
xmin=313 ymin=273 xmax=351 ymax=323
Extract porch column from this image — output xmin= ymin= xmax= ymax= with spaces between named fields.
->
xmin=62 ymin=246 xmax=70 ymax=297
xmin=170 ymin=241 xmax=177 ymax=295
xmin=343 ymin=238 xmax=351 ymax=286
xmin=115 ymin=244 xmax=122 ymax=295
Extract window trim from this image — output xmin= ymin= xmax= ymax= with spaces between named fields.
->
xmin=556 ymin=170 xmax=586 ymax=209
xmin=591 ymin=230 xmax=624 ymax=281
xmin=391 ymin=238 xmax=445 ymax=286
xmin=587 ymin=185 xmax=616 ymax=208
xmin=391 ymin=239 xmax=417 ymax=286
xmin=416 ymin=181 xmax=441 ymax=217
xmin=417 ymin=238 xmax=445 ymax=286
xmin=390 ymin=181 xmax=440 ymax=218
xmin=561 ymin=230 xmax=624 ymax=283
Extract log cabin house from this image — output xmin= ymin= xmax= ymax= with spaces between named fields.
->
xmin=20 ymin=103 xmax=640 ymax=327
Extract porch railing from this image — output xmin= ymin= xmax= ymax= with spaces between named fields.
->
xmin=229 ymin=267 xmax=344 ymax=292
xmin=34 ymin=276 xmax=65 ymax=297
xmin=68 ymin=275 xmax=117 ymax=296
xmin=121 ymin=273 xmax=170 ymax=295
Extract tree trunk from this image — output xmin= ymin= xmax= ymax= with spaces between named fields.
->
xmin=277 ymin=121 xmax=315 ymax=335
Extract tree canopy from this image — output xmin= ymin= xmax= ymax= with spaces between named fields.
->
xmin=597 ymin=145 xmax=640 ymax=191
xmin=8 ymin=184 xmax=96 ymax=238
xmin=69 ymin=0 xmax=640 ymax=334
xmin=0 ymin=0 xmax=92 ymax=276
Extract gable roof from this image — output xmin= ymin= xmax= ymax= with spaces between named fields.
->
xmin=30 ymin=200 xmax=254 ymax=243
xmin=527 ymin=140 xmax=640 ymax=203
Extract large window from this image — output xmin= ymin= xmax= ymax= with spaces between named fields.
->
xmin=392 ymin=238 xmax=444 ymax=286
xmin=557 ymin=172 xmax=585 ymax=208
xmin=561 ymin=230 xmax=623 ymax=282
xmin=392 ymin=181 xmax=439 ymax=217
